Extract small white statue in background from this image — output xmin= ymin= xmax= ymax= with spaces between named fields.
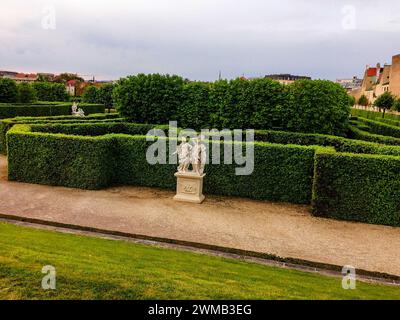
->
xmin=173 ymin=137 xmax=192 ymax=173
xmin=71 ymin=102 xmax=85 ymax=117
xmin=71 ymin=102 xmax=78 ymax=114
xmin=191 ymin=135 xmax=207 ymax=175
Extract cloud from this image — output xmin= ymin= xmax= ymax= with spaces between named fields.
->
xmin=1 ymin=0 xmax=400 ymax=80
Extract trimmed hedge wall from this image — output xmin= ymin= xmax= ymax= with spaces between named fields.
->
xmin=313 ymin=150 xmax=400 ymax=226
xmin=351 ymin=108 xmax=400 ymax=121
xmin=0 ymin=103 xmax=105 ymax=119
xmin=114 ymin=74 xmax=350 ymax=136
xmin=7 ymin=124 xmax=321 ymax=204
xmin=0 ymin=113 xmax=120 ymax=154
xmin=348 ymin=126 xmax=400 ymax=146
xmin=6 ymin=122 xmax=400 ymax=226
xmin=357 ymin=117 xmax=400 ymax=138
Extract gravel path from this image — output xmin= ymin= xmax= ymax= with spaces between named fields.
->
xmin=1 ymin=155 xmax=399 ymax=276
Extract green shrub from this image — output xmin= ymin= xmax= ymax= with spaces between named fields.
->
xmin=351 ymin=108 xmax=400 ymax=122
xmin=113 ymin=75 xmax=350 ymax=135
xmin=0 ymin=78 xmax=18 ymax=103
xmin=113 ymin=74 xmax=185 ymax=123
xmin=179 ymin=82 xmax=211 ymax=130
xmin=358 ymin=94 xmax=369 ymax=107
xmin=312 ymin=150 xmax=400 ymax=226
xmin=7 ymin=124 xmax=320 ymax=204
xmin=357 ymin=117 xmax=400 ymax=138
xmin=0 ymin=103 xmax=105 ymax=119
xmin=0 ymin=113 xmax=118 ymax=154
xmin=32 ymin=82 xmax=70 ymax=101
xmin=98 ymin=83 xmax=115 ymax=111
xmin=7 ymin=126 xmax=113 ymax=189
xmin=82 ymin=86 xmax=100 ymax=104
xmin=348 ymin=126 xmax=400 ymax=146
xmin=17 ymin=82 xmax=37 ymax=103
xmin=374 ymin=92 xmax=395 ymax=113
xmin=285 ymin=80 xmax=350 ymax=135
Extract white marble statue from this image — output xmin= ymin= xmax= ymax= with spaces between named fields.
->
xmin=71 ymin=102 xmax=85 ymax=117
xmin=191 ymin=135 xmax=207 ymax=175
xmin=173 ymin=137 xmax=192 ymax=173
xmin=71 ymin=102 xmax=78 ymax=114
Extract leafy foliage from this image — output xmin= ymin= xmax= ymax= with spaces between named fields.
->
xmin=113 ymin=74 xmax=185 ymax=124
xmin=0 ymin=78 xmax=18 ymax=103
xmin=114 ymin=75 xmax=350 ymax=135
xmin=285 ymin=80 xmax=350 ymax=135
xmin=82 ymin=86 xmax=100 ymax=104
xmin=358 ymin=95 xmax=369 ymax=107
xmin=98 ymin=83 xmax=115 ymax=109
xmin=313 ymin=151 xmax=400 ymax=226
xmin=31 ymin=82 xmax=70 ymax=101
xmin=374 ymin=92 xmax=395 ymax=111
xmin=17 ymin=82 xmax=36 ymax=103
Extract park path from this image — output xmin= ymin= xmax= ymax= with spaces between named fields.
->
xmin=0 ymin=155 xmax=399 ymax=277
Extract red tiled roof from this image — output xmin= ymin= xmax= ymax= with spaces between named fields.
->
xmin=67 ymin=80 xmax=77 ymax=86
xmin=367 ymin=68 xmax=377 ymax=77
xmin=15 ymin=73 xmax=37 ymax=79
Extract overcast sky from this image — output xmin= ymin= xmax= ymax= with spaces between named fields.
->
xmin=1 ymin=0 xmax=400 ymax=81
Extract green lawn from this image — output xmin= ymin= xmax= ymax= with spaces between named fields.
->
xmin=0 ymin=222 xmax=398 ymax=300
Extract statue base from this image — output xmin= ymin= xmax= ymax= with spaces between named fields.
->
xmin=173 ymin=172 xmax=205 ymax=204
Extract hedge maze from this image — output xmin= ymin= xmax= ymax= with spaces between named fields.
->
xmin=2 ymin=76 xmax=400 ymax=228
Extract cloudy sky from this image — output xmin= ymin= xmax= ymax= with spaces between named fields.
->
xmin=1 ymin=0 xmax=400 ymax=81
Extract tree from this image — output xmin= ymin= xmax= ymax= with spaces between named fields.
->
xmin=374 ymin=92 xmax=395 ymax=118
xmin=393 ymin=98 xmax=400 ymax=112
xmin=0 ymin=78 xmax=18 ymax=103
xmin=53 ymin=73 xmax=84 ymax=84
xmin=113 ymin=74 xmax=185 ymax=123
xmin=82 ymin=86 xmax=99 ymax=103
xmin=98 ymin=83 xmax=115 ymax=112
xmin=348 ymin=95 xmax=356 ymax=107
xmin=286 ymin=80 xmax=350 ymax=136
xmin=17 ymin=82 xmax=36 ymax=103
xmin=358 ymin=95 xmax=369 ymax=107
xmin=32 ymin=82 xmax=70 ymax=101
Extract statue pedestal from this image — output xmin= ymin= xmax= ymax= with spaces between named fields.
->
xmin=174 ymin=172 xmax=205 ymax=204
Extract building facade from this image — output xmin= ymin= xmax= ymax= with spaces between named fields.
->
xmin=351 ymin=54 xmax=400 ymax=103
xmin=264 ymin=74 xmax=311 ymax=85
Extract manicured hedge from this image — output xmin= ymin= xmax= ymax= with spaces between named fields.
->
xmin=114 ymin=74 xmax=350 ymax=135
xmin=0 ymin=113 xmax=120 ymax=154
xmin=357 ymin=117 xmax=400 ymax=138
xmin=0 ymin=103 xmax=105 ymax=119
xmin=348 ymin=126 xmax=400 ymax=146
xmin=351 ymin=108 xmax=400 ymax=122
xmin=313 ymin=150 xmax=400 ymax=227
xmin=7 ymin=124 xmax=321 ymax=204
xmin=7 ymin=126 xmax=113 ymax=189
xmin=6 ymin=122 xmax=400 ymax=226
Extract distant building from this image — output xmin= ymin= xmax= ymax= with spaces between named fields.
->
xmin=336 ymin=76 xmax=362 ymax=92
xmin=264 ymin=74 xmax=311 ymax=85
xmin=1 ymin=71 xmax=38 ymax=83
xmin=351 ymin=53 xmax=400 ymax=103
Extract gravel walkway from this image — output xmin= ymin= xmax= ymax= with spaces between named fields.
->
xmin=1 ymin=155 xmax=399 ymax=276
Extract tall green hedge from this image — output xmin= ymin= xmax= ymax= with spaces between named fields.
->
xmin=113 ymin=74 xmax=350 ymax=135
xmin=0 ymin=103 xmax=105 ymax=119
xmin=31 ymin=82 xmax=70 ymax=102
xmin=6 ymin=121 xmax=400 ymax=226
xmin=357 ymin=117 xmax=400 ymax=138
xmin=313 ymin=150 xmax=400 ymax=226
xmin=7 ymin=124 xmax=320 ymax=204
xmin=0 ymin=113 xmax=120 ymax=154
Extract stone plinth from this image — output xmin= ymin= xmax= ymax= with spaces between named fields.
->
xmin=174 ymin=172 xmax=205 ymax=204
